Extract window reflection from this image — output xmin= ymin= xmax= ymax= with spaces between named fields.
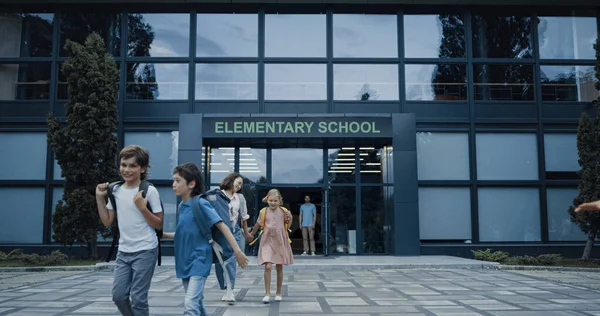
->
xmin=474 ymin=64 xmax=534 ymax=101
xmin=272 ymin=149 xmax=323 ymax=184
xmin=330 ymin=186 xmax=356 ymax=254
xmin=541 ymin=65 xmax=598 ymax=102
xmin=127 ymin=14 xmax=189 ymax=57
xmin=266 ymin=14 xmax=325 ymax=57
xmin=196 ymin=64 xmax=257 ymax=100
xmin=328 ymin=148 xmax=356 ymax=184
xmin=239 ymin=147 xmax=266 ymax=184
xmin=0 ymin=13 xmax=54 ymax=57
xmin=333 ymin=14 xmax=397 ymax=58
xmin=265 ymin=64 xmax=326 ymax=100
xmin=0 ymin=63 xmax=51 ymax=100
xmin=404 ymin=14 xmax=465 ymax=58
xmin=125 ymin=63 xmax=188 ymax=100
xmin=538 ymin=16 xmax=598 ymax=59
xmin=472 ymin=14 xmax=533 ymax=59
xmin=359 ymin=146 xmax=393 ymax=184
xmin=60 ymin=12 xmax=121 ymax=56
xmin=208 ymin=147 xmax=235 ymax=184
xmin=405 ymin=64 xmax=467 ymax=101
xmin=197 ymin=14 xmax=258 ymax=57
xmin=361 ymin=186 xmax=392 ymax=254
xmin=334 ymin=64 xmax=398 ymax=100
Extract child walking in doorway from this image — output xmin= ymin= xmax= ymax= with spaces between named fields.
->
xmin=248 ymin=188 xmax=294 ymax=303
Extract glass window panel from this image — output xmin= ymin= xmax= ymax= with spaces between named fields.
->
xmin=333 ymin=14 xmax=397 ymax=58
xmin=0 ymin=13 xmax=54 ymax=57
xmin=57 ymin=62 xmax=120 ymax=100
xmin=209 ymin=147 xmax=235 ymax=184
xmin=197 ymin=14 xmax=258 ymax=57
xmin=125 ymin=63 xmax=188 ymax=100
xmin=544 ymin=134 xmax=579 ymax=172
xmin=195 ymin=64 xmax=257 ymax=100
xmin=359 ymin=146 xmax=393 ymax=184
xmin=472 ymin=14 xmax=533 ymax=59
xmin=0 ymin=133 xmax=47 ymax=180
xmin=330 ymin=186 xmax=356 ymax=254
xmin=124 ymin=131 xmax=179 ymax=180
xmin=419 ymin=187 xmax=471 ymax=240
xmin=361 ymin=186 xmax=392 ymax=254
xmin=476 ymin=133 xmax=538 ymax=180
xmin=406 ymin=64 xmax=467 ymax=101
xmin=541 ymin=65 xmax=599 ymax=102
xmin=417 ymin=133 xmax=470 ymax=180
xmin=538 ymin=16 xmax=598 ymax=59
xmin=239 ymin=147 xmax=266 ymax=184
xmin=474 ymin=64 xmax=534 ymax=101
xmin=0 ymin=188 xmax=45 ymax=243
xmin=128 ymin=13 xmax=189 ymax=57
xmin=0 ymin=63 xmax=51 ymax=100
xmin=265 ymin=64 xmax=326 ymax=100
xmin=547 ymin=188 xmax=586 ymax=241
xmin=272 ymin=149 xmax=323 ymax=184
xmin=328 ymin=148 xmax=356 ymax=184
xmin=60 ymin=12 xmax=121 ymax=56
xmin=478 ymin=188 xmax=541 ymax=242
xmin=404 ymin=14 xmax=466 ymax=58
xmin=266 ymin=14 xmax=325 ymax=57
xmin=334 ymin=64 xmax=398 ymax=101
xmin=157 ymin=186 xmax=177 ymax=234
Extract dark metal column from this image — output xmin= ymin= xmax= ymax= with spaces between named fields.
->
xmin=178 ymin=114 xmax=204 ymax=173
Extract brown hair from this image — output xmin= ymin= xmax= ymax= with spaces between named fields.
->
xmin=119 ymin=145 xmax=150 ymax=180
xmin=173 ymin=163 xmax=204 ymax=197
xmin=220 ymin=172 xmax=242 ymax=191
xmin=262 ymin=188 xmax=283 ymax=203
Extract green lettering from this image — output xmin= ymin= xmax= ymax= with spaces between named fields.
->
xmin=338 ymin=121 xmax=348 ymax=133
xmin=215 ymin=122 xmax=224 ymax=133
xmin=372 ymin=122 xmax=381 ymax=133
xmin=360 ymin=122 xmax=371 ymax=133
xmin=276 ymin=122 xmax=285 ymax=133
xmin=256 ymin=122 xmax=264 ymax=133
xmin=318 ymin=122 xmax=327 ymax=133
xmin=244 ymin=122 xmax=255 ymax=133
xmin=328 ymin=122 xmax=337 ymax=133
xmin=234 ymin=122 xmax=242 ymax=133
xmin=224 ymin=122 xmax=233 ymax=133
xmin=294 ymin=121 xmax=305 ymax=133
xmin=349 ymin=122 xmax=360 ymax=133
xmin=305 ymin=122 xmax=314 ymax=133
xmin=266 ymin=122 xmax=275 ymax=133
xmin=284 ymin=122 xmax=294 ymax=133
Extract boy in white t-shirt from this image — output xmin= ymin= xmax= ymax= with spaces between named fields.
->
xmin=95 ymin=145 xmax=164 ymax=316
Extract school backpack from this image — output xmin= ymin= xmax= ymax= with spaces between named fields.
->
xmin=105 ymin=180 xmax=164 ymax=266
xmin=175 ymin=188 xmax=234 ymax=290
xmin=248 ymin=206 xmax=292 ymax=246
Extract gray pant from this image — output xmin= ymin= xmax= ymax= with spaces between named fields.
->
xmin=112 ymin=247 xmax=158 ymax=316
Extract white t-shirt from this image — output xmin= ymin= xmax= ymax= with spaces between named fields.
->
xmin=106 ymin=184 xmax=163 ymax=253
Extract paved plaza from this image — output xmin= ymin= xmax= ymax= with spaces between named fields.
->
xmin=1 ymin=258 xmax=600 ymax=315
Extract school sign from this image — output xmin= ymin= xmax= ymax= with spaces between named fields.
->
xmin=202 ymin=117 xmax=392 ymax=138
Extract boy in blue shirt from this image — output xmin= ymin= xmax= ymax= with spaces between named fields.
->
xmin=299 ymin=195 xmax=317 ymax=256
xmin=162 ymin=163 xmax=248 ymax=315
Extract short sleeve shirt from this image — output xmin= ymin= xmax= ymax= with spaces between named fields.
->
xmin=300 ymin=203 xmax=317 ymax=227
xmin=174 ymin=198 xmax=222 ymax=279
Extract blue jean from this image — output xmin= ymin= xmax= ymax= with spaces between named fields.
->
xmin=112 ymin=247 xmax=158 ymax=316
xmin=182 ymin=276 xmax=208 ymax=316
xmin=215 ymin=223 xmax=244 ymax=290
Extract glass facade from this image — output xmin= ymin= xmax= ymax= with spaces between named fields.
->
xmin=0 ymin=5 xmax=598 ymax=251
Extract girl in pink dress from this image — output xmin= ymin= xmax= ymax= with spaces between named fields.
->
xmin=249 ymin=188 xmax=294 ymax=303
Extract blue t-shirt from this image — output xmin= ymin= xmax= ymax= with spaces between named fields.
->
xmin=300 ymin=203 xmax=317 ymax=227
xmin=174 ymin=198 xmax=222 ymax=279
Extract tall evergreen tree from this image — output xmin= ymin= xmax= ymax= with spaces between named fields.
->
xmin=568 ymin=39 xmax=600 ymax=260
xmin=47 ymin=33 xmax=119 ymax=258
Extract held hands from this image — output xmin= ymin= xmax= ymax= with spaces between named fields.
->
xmin=244 ymin=232 xmax=254 ymax=242
xmin=575 ymin=200 xmax=600 ymax=212
xmin=96 ymin=182 xmax=109 ymax=198
xmin=235 ymin=249 xmax=249 ymax=269
xmin=134 ymin=190 xmax=148 ymax=212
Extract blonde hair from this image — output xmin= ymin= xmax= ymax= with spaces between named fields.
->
xmin=262 ymin=188 xmax=283 ymax=203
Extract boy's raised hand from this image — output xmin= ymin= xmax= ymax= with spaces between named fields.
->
xmin=575 ymin=200 xmax=600 ymax=212
xmin=134 ymin=190 xmax=148 ymax=211
xmin=96 ymin=182 xmax=109 ymax=198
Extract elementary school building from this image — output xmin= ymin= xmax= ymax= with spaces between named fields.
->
xmin=0 ymin=0 xmax=599 ymax=257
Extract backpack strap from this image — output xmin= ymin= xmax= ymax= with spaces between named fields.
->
xmin=105 ymin=180 xmax=123 ymax=263
xmin=191 ymin=195 xmax=214 ymax=242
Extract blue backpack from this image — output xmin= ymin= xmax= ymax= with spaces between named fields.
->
xmin=177 ymin=188 xmax=235 ymax=289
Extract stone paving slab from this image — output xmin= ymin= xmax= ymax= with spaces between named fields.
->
xmin=1 ymin=268 xmax=600 ymax=315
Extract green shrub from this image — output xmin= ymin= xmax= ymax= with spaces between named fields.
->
xmin=505 ymin=255 xmax=539 ymax=266
xmin=471 ymin=249 xmax=510 ymax=263
xmin=0 ymin=249 xmax=69 ymax=266
xmin=536 ymin=254 xmax=562 ymax=266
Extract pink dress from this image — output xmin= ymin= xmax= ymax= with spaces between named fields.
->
xmin=258 ymin=208 xmax=294 ymax=265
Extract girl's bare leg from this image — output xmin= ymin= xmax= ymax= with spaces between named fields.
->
xmin=276 ymin=264 xmax=283 ymax=296
xmin=264 ymin=263 xmax=272 ymax=296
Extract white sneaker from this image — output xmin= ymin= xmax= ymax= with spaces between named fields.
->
xmin=275 ymin=295 xmax=283 ymax=301
xmin=262 ymin=295 xmax=270 ymax=304
xmin=221 ymin=292 xmax=228 ymax=301
xmin=301 ymin=252 xmax=307 ymax=256
xmin=225 ymin=290 xmax=235 ymax=304
xmin=311 ymin=252 xmax=316 ymax=256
